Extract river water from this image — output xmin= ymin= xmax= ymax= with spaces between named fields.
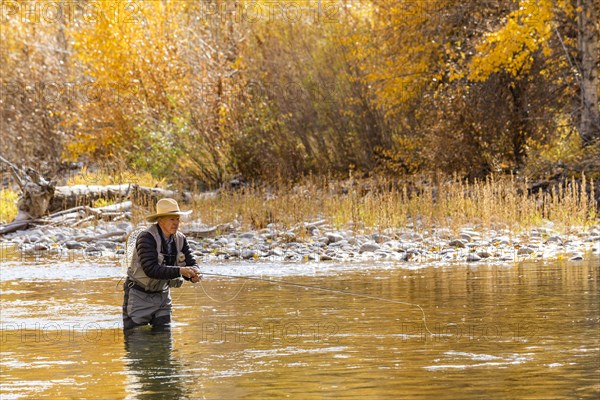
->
xmin=1 ymin=256 xmax=598 ymax=399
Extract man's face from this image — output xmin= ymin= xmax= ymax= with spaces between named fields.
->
xmin=158 ymin=215 xmax=180 ymax=237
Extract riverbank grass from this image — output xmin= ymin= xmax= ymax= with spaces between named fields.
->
xmin=192 ymin=175 xmax=597 ymax=236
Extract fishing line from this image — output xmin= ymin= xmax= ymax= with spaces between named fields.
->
xmin=115 ymin=276 xmax=125 ymax=291
xmin=199 ymin=271 xmax=434 ymax=335
xmin=198 ymin=278 xmax=248 ymax=303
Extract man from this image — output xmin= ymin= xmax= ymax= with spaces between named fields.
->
xmin=123 ymin=198 xmax=201 ymax=331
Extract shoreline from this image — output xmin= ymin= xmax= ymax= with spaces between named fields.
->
xmin=1 ymin=221 xmax=598 ymax=266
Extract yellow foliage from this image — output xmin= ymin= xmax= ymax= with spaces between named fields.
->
xmin=0 ymin=189 xmax=19 ymax=224
xmin=359 ymin=0 xmax=443 ymax=114
xmin=66 ymin=0 xmax=192 ymax=162
xmin=469 ymin=0 xmax=554 ymax=81
xmin=92 ymin=198 xmax=113 ymax=208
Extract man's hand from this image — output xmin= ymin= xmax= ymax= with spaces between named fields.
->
xmin=181 ymin=266 xmax=202 ymax=282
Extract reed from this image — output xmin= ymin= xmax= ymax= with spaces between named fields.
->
xmin=2 ymin=173 xmax=596 ymax=235
xmin=191 ymin=174 xmax=598 ymax=236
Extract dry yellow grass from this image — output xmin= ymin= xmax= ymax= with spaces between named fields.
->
xmin=2 ymin=173 xmax=596 ymax=235
xmin=66 ymin=166 xmax=165 ymax=188
xmin=189 ymin=174 xmax=598 ymax=236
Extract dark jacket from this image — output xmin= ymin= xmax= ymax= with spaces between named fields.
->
xmin=135 ymin=225 xmax=197 ymax=280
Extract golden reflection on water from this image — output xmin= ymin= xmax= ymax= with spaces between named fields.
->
xmin=1 ymin=257 xmax=598 ymax=399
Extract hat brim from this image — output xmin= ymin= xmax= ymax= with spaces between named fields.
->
xmin=146 ymin=210 xmax=192 ymax=223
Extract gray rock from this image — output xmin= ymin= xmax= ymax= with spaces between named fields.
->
xmin=54 ymin=233 xmax=68 ymax=242
xmin=117 ymin=222 xmax=133 ymax=232
xmin=239 ymin=232 xmax=256 ymax=240
xmin=96 ymin=240 xmax=117 ymax=250
xmin=477 ymin=251 xmax=491 ymax=258
xmin=284 ymin=252 xmax=302 ymax=261
xmin=466 ymin=253 xmax=481 ymax=262
xmin=460 ymin=233 xmax=472 ymax=242
xmin=372 ymin=233 xmax=391 ymax=244
xmin=545 ymin=236 xmax=563 ymax=244
xmin=268 ymin=248 xmax=284 ymax=257
xmin=227 ymin=248 xmax=240 ymax=257
xmin=373 ymin=251 xmax=390 ymax=259
xmin=496 ymin=236 xmax=511 ymax=245
xmin=326 ymin=233 xmax=345 ymax=243
xmin=328 ymin=239 xmax=348 ymax=248
xmin=569 ymin=254 xmax=583 ymax=261
xmin=66 ymin=241 xmax=84 ymax=250
xmin=359 ymin=242 xmax=380 ymax=253
xmin=382 ymin=239 xmax=401 ymax=248
xmin=462 ymin=230 xmax=481 ymax=240
xmin=585 ymin=235 xmax=599 ymax=243
xmin=281 ymin=232 xmax=296 ymax=242
xmin=517 ymin=247 xmax=535 ymax=255
xmin=240 ymin=249 xmax=256 ymax=259
xmin=449 ymin=239 xmax=466 ymax=248
xmin=31 ymin=243 xmax=49 ymax=251
xmin=29 ymin=229 xmax=46 ymax=238
xmin=22 ymin=235 xmax=37 ymax=244
xmin=85 ymin=246 xmax=103 ymax=254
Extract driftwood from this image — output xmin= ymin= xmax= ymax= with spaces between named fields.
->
xmin=49 ymin=184 xmax=191 ymax=212
xmin=49 ymin=184 xmax=132 ymax=212
xmin=0 ymin=220 xmax=31 ymax=235
xmin=0 ymin=155 xmax=55 ymax=221
xmin=0 ymin=157 xmax=192 ymax=234
xmin=185 ymin=223 xmax=235 ymax=238
xmin=43 ymin=201 xmax=133 ymax=226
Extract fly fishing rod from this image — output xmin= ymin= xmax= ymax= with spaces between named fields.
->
xmin=198 ymin=271 xmax=434 ymax=335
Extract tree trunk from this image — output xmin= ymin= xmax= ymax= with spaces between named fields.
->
xmin=578 ymin=0 xmax=600 ymax=145
xmin=0 ymin=156 xmax=55 ymax=221
xmin=509 ymin=82 xmax=529 ymax=169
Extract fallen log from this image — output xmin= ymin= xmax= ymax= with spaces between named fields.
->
xmin=50 ymin=184 xmax=190 ymax=212
xmin=130 ymin=185 xmax=192 ymax=205
xmin=0 ymin=158 xmax=191 ymax=234
xmin=184 ymin=223 xmax=235 ymax=238
xmin=49 ymin=184 xmax=133 ymax=212
xmin=0 ymin=220 xmax=32 ymax=235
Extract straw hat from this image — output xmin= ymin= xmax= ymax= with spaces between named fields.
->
xmin=146 ymin=198 xmax=191 ymax=222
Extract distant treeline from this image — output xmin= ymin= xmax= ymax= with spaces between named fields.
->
xmin=1 ymin=0 xmax=598 ymax=186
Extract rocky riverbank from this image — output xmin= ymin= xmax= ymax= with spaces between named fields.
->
xmin=1 ymin=220 xmax=598 ymax=265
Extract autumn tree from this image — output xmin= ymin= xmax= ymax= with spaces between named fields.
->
xmin=0 ymin=0 xmax=72 ymax=173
